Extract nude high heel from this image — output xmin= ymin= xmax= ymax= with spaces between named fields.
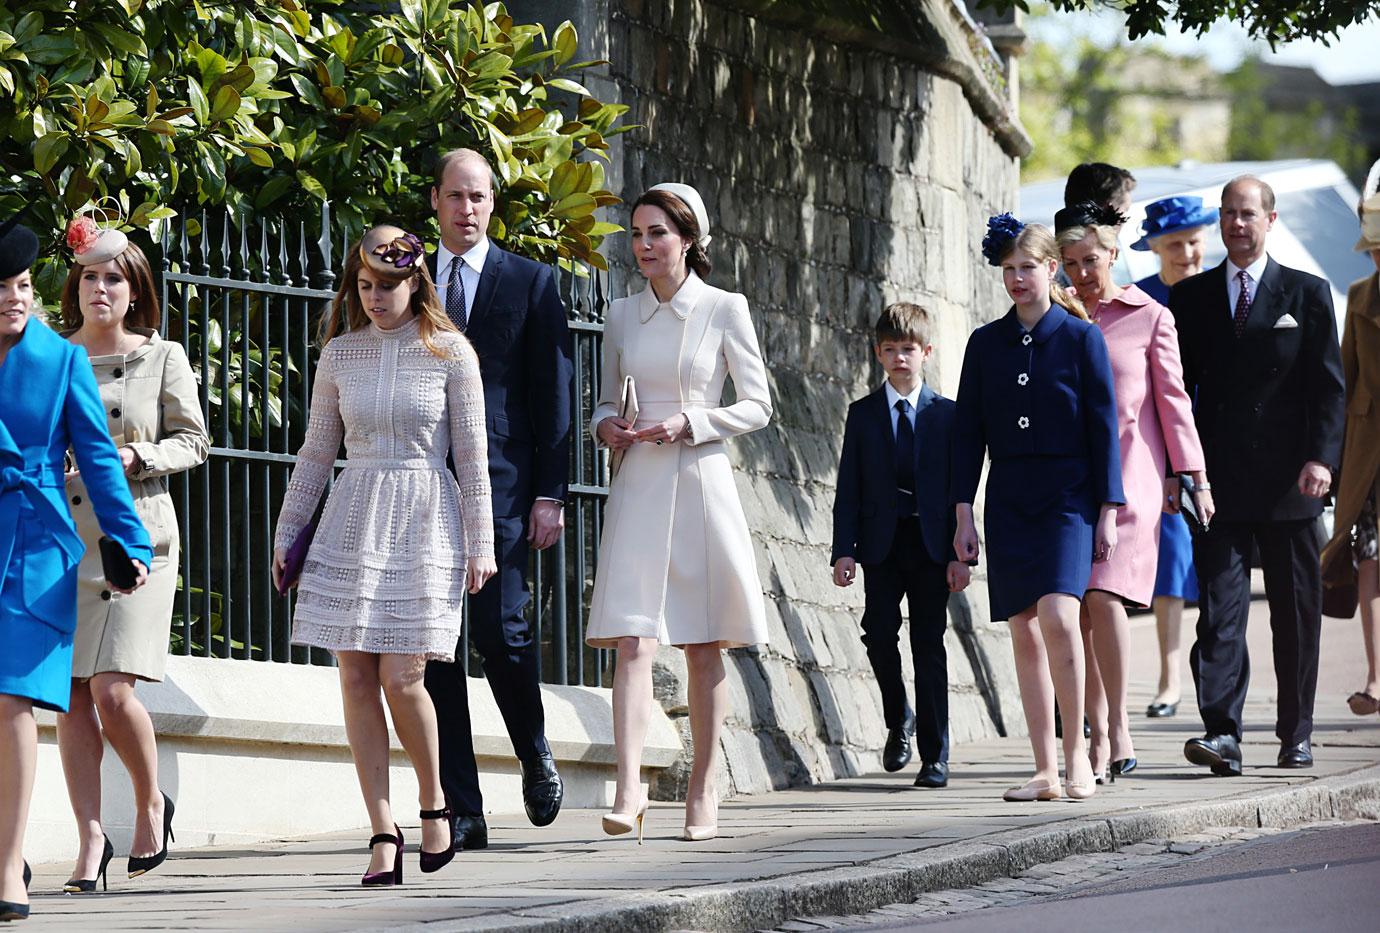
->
xmin=602 ymin=795 xmax=649 ymax=845
xmin=681 ymin=795 xmax=718 ymax=842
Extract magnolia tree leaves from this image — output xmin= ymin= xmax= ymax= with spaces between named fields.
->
xmin=0 ymin=0 xmax=630 ymax=299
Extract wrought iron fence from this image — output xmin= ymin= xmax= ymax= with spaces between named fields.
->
xmin=159 ymin=203 xmax=612 ymax=686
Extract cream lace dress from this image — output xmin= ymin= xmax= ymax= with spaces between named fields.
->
xmin=273 ymin=317 xmax=493 ymax=660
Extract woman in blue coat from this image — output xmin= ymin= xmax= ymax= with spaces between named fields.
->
xmin=953 ymin=217 xmax=1124 ymax=803
xmin=0 ymin=216 xmax=151 ymax=922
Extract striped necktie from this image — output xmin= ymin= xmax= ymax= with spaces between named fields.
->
xmin=446 ymin=255 xmax=468 ymax=332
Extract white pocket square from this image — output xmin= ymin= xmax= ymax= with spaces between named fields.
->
xmin=1273 ymin=314 xmax=1299 ymax=329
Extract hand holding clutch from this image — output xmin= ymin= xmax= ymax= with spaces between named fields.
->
xmin=609 ymin=375 xmax=639 ymax=478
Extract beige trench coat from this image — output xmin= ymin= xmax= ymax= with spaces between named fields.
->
xmin=65 ymin=329 xmax=209 ymax=681
xmin=585 ymin=273 xmax=772 ymax=648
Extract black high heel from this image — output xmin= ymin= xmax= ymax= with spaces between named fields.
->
xmin=361 ymin=825 xmax=403 ymax=887
xmin=64 ymin=835 xmax=114 ymax=893
xmin=418 ymin=807 xmax=455 ymax=874
xmin=1112 ymin=757 xmax=1137 ymax=777
xmin=0 ymin=862 xmax=30 ymax=921
xmin=127 ymin=793 xmax=175 ymax=879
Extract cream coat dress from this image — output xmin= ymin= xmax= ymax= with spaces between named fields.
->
xmin=64 ymin=329 xmax=210 ymax=681
xmin=585 ymin=272 xmax=772 ymax=649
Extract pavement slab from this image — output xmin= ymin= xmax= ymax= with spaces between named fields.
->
xmin=17 ymin=584 xmax=1380 ymax=931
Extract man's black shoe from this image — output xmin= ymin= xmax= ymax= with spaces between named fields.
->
xmin=914 ymin=761 xmax=948 ymax=788
xmin=882 ymin=713 xmax=915 ymax=773
xmin=449 ymin=813 xmax=488 ymax=851
xmin=522 ymin=754 xmax=564 ymax=826
xmin=1184 ymin=733 xmax=1242 ymax=776
xmin=1277 ymin=739 xmax=1313 ymax=768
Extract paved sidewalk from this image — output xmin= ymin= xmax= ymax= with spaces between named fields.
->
xmin=21 ymin=587 xmax=1380 ymax=931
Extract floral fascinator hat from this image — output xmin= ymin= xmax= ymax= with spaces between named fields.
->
xmin=359 ymin=225 xmax=424 ymax=279
xmin=67 ymin=199 xmax=129 ymax=266
xmin=981 ymin=212 xmax=1025 ymax=266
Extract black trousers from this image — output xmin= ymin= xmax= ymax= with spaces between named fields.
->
xmin=425 ymin=514 xmax=549 ymax=816
xmin=1190 ymin=518 xmax=1322 ymax=744
xmin=860 ymin=517 xmax=951 ymax=764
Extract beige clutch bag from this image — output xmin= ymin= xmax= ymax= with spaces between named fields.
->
xmin=610 ymin=374 xmax=638 ymax=479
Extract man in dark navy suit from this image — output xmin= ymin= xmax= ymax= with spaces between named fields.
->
xmin=423 ymin=149 xmax=573 ymax=848
xmin=831 ymin=303 xmax=970 ymax=789
xmin=1174 ymin=175 xmax=1344 ymax=776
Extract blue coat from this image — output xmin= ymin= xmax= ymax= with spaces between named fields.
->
xmin=832 ymin=383 xmax=956 ymax=567
xmin=428 ymin=245 xmax=573 ymax=515
xmin=0 ymin=319 xmax=151 ymax=710
xmin=952 ymin=304 xmax=1124 ymax=619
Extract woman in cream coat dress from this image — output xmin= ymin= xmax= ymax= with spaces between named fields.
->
xmin=587 ymin=183 xmax=771 ymax=842
xmin=56 ymin=225 xmax=209 ymax=890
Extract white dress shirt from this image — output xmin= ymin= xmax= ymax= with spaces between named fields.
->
xmin=1225 ymin=252 xmax=1269 ymax=319
xmin=883 ymin=380 xmax=923 ymax=439
xmin=435 ymin=235 xmax=490 ymax=323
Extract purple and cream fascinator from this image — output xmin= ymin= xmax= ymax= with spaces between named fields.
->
xmin=359 ymin=226 xmax=425 ymax=278
xmin=981 ymin=213 xmax=1025 ymax=266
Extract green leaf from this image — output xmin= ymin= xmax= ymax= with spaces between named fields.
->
xmin=210 ymin=86 xmax=241 ymax=121
xmin=254 ymin=174 xmax=294 ymax=208
xmin=187 ymin=79 xmax=209 ymax=123
xmin=295 ymin=169 xmax=326 ymax=201
xmin=12 ymin=11 xmax=44 ymax=45
xmin=90 ymin=22 xmax=148 ymax=56
xmin=244 ymin=146 xmax=273 ymax=168
xmin=547 ymin=77 xmax=590 ymax=96
xmin=34 ymin=133 xmax=69 ymax=174
xmin=552 ymin=192 xmax=595 ymax=219
xmin=552 ymin=21 xmax=577 ymax=67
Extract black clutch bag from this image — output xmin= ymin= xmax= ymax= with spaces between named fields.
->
xmin=1178 ymin=474 xmax=1206 ymax=534
xmin=98 ymin=536 xmax=139 ymax=590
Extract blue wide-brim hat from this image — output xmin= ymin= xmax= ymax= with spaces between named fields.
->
xmin=1131 ymin=196 xmax=1219 ymax=251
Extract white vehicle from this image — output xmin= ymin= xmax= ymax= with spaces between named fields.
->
xmin=1020 ymin=158 xmax=1373 ymax=329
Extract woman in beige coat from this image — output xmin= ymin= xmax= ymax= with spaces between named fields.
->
xmin=1322 ymin=179 xmax=1380 ymax=716
xmin=587 ymin=183 xmax=772 ymax=842
xmin=55 ymin=223 xmax=209 ymax=890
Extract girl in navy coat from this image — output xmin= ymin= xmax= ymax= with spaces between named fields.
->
xmin=0 ymin=216 xmax=151 ymax=921
xmin=953 ymin=217 xmax=1124 ymax=802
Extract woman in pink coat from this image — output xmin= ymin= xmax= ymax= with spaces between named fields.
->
xmin=1056 ymin=202 xmax=1214 ymax=780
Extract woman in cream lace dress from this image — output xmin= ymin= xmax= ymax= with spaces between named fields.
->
xmin=273 ymin=226 xmax=494 ymax=885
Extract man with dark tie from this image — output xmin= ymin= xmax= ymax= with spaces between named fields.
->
xmin=1172 ymin=175 xmax=1345 ymax=776
xmin=423 ymin=148 xmax=574 ymax=848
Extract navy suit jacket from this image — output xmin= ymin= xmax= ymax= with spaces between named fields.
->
xmin=429 ymin=245 xmax=573 ymax=516
xmin=832 ymin=383 xmax=956 ymax=567
xmin=1173 ymin=257 xmax=1344 ymax=523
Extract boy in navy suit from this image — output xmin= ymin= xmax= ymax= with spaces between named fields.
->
xmin=832 ymin=303 xmax=970 ymax=788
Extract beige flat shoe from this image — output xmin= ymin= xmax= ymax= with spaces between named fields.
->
xmin=1003 ymin=780 xmax=1062 ymax=802
xmin=1064 ymin=778 xmax=1097 ymax=800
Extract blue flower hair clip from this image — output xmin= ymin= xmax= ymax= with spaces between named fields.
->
xmin=981 ymin=212 xmax=1025 ymax=266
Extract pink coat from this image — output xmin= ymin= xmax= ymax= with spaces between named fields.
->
xmin=1086 ymin=284 xmax=1205 ymax=606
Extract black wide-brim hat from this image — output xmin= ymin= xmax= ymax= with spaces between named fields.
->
xmin=0 ymin=211 xmax=39 ymax=280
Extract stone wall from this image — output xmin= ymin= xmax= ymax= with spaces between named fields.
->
xmin=520 ymin=0 xmax=1031 ymax=797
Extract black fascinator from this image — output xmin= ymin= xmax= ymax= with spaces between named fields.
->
xmin=1053 ymin=200 xmax=1128 ymax=235
xmin=0 ymin=205 xmax=39 ymax=280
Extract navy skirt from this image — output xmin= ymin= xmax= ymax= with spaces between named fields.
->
xmin=983 ymin=456 xmax=1098 ymax=621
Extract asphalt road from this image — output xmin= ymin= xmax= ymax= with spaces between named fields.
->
xmin=841 ymin=822 xmax=1380 ymax=932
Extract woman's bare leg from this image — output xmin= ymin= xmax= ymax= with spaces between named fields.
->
xmin=1359 ymin=559 xmax=1380 ymax=699
xmin=611 ymin=637 xmax=656 ymax=814
xmin=1007 ymin=609 xmax=1059 ymax=784
xmin=336 ymin=652 xmax=396 ymax=875
xmin=88 ymin=673 xmax=163 ymax=858
xmin=684 ymin=644 xmax=727 ymax=829
xmin=0 ymin=695 xmax=37 ymax=907
xmin=1037 ymin=594 xmax=1092 ymax=787
xmin=1080 ymin=606 xmax=1109 ymax=776
xmin=55 ymin=679 xmax=107 ymax=880
xmin=378 ymin=653 xmax=447 ymax=856
xmin=1085 ymin=591 xmax=1135 ymax=764
xmin=1152 ymin=596 xmax=1185 ymax=706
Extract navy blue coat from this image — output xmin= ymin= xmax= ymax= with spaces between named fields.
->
xmin=832 ymin=384 xmax=955 ymax=567
xmin=429 ymin=245 xmax=573 ymax=516
xmin=1172 ymin=258 xmax=1344 ymax=523
xmin=951 ymin=304 xmax=1124 ymax=619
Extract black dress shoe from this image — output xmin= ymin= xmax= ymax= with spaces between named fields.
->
xmin=913 ymin=761 xmax=948 ymax=788
xmin=522 ymin=755 xmax=564 ymax=827
xmin=1184 ymin=733 xmax=1242 ymax=776
xmin=449 ymin=813 xmax=488 ymax=851
xmin=1277 ymin=739 xmax=1313 ymax=769
xmin=882 ymin=714 xmax=915 ymax=773
xmin=1146 ymin=701 xmax=1179 ymax=718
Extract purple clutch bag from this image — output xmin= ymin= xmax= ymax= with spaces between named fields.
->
xmin=277 ymin=515 xmax=319 ymax=596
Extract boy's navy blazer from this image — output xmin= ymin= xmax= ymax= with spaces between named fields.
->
xmin=428 ymin=244 xmax=573 ymax=516
xmin=832 ymin=383 xmax=955 ymax=567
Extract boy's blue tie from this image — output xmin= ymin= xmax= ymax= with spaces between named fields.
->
xmin=895 ymin=398 xmax=916 ymax=516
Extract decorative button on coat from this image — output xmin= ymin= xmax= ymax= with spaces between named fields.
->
xmin=1022 ymin=334 xmax=1032 ymax=346
xmin=1017 ymin=373 xmax=1029 ymax=386
xmin=1018 ymin=416 xmax=1030 ymax=429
